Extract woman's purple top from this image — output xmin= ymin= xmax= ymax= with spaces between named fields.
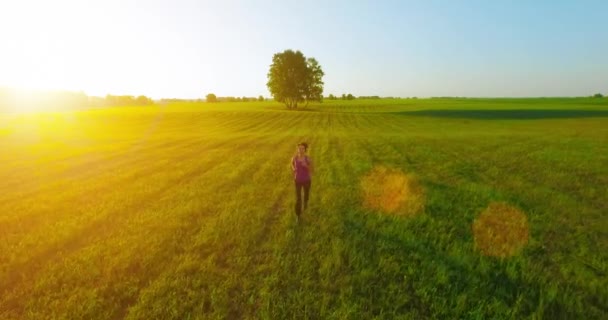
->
xmin=293 ymin=156 xmax=311 ymax=182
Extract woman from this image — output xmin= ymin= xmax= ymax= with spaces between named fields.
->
xmin=291 ymin=142 xmax=313 ymax=221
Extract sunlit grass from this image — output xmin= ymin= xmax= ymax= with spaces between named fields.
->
xmin=0 ymin=98 xmax=607 ymax=319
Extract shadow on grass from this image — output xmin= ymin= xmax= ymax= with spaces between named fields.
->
xmin=396 ymin=109 xmax=608 ymax=120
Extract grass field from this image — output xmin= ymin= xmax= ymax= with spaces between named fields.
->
xmin=1 ymin=98 xmax=607 ymax=319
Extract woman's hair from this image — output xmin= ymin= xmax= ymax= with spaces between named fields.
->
xmin=298 ymin=142 xmax=308 ymax=151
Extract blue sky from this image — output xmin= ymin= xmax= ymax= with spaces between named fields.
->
xmin=0 ymin=0 xmax=606 ymax=98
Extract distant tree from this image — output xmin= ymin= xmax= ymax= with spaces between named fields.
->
xmin=258 ymin=95 xmax=264 ymax=101
xmin=136 ymin=95 xmax=153 ymax=105
xmin=206 ymin=93 xmax=217 ymax=102
xmin=341 ymin=93 xmax=346 ymax=100
xmin=103 ymin=94 xmax=153 ymax=106
xmin=328 ymin=94 xmax=336 ymax=100
xmin=106 ymin=95 xmax=135 ymax=106
xmin=304 ymin=57 xmax=324 ymax=106
xmin=593 ymin=93 xmax=604 ymax=98
xmin=242 ymin=96 xmax=250 ymax=102
xmin=105 ymin=94 xmax=116 ymax=105
xmin=267 ymin=49 xmax=324 ymax=109
xmin=346 ymin=93 xmax=355 ymax=100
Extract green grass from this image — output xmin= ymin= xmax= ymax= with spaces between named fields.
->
xmin=0 ymin=98 xmax=607 ymax=319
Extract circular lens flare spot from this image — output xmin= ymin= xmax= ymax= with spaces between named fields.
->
xmin=472 ymin=202 xmax=529 ymax=258
xmin=361 ymin=166 xmax=425 ymax=216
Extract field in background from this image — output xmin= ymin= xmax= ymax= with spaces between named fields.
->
xmin=1 ymin=98 xmax=607 ymax=319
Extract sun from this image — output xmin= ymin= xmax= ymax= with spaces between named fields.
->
xmin=0 ymin=87 xmax=91 ymax=114
xmin=1 ymin=88 xmax=43 ymax=113
xmin=0 ymin=1 xmax=123 ymax=104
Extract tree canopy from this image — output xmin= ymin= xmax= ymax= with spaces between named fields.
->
xmin=206 ymin=93 xmax=217 ymax=102
xmin=266 ymin=50 xmax=324 ymax=109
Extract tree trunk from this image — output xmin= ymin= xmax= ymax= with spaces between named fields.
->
xmin=284 ymin=98 xmax=299 ymax=109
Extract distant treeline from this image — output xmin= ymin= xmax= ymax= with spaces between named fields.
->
xmin=0 ymin=88 xmax=157 ymax=112
xmin=430 ymin=94 xmax=607 ymax=99
xmin=159 ymin=98 xmax=204 ymax=103
xmin=96 ymin=95 xmax=154 ymax=106
xmin=325 ymin=94 xmax=415 ymax=100
xmin=220 ymin=96 xmax=265 ymax=102
xmin=205 ymin=94 xmax=265 ymax=102
xmin=2 ymin=87 xmax=605 ymax=113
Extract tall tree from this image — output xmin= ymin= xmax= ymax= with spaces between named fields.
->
xmin=267 ymin=50 xmax=324 ymax=109
xmin=206 ymin=93 xmax=217 ymax=102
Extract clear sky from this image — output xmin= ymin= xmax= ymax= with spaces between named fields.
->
xmin=0 ymin=0 xmax=606 ymax=99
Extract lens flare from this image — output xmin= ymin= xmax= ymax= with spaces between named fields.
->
xmin=472 ymin=202 xmax=529 ymax=258
xmin=360 ymin=166 xmax=425 ymax=216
